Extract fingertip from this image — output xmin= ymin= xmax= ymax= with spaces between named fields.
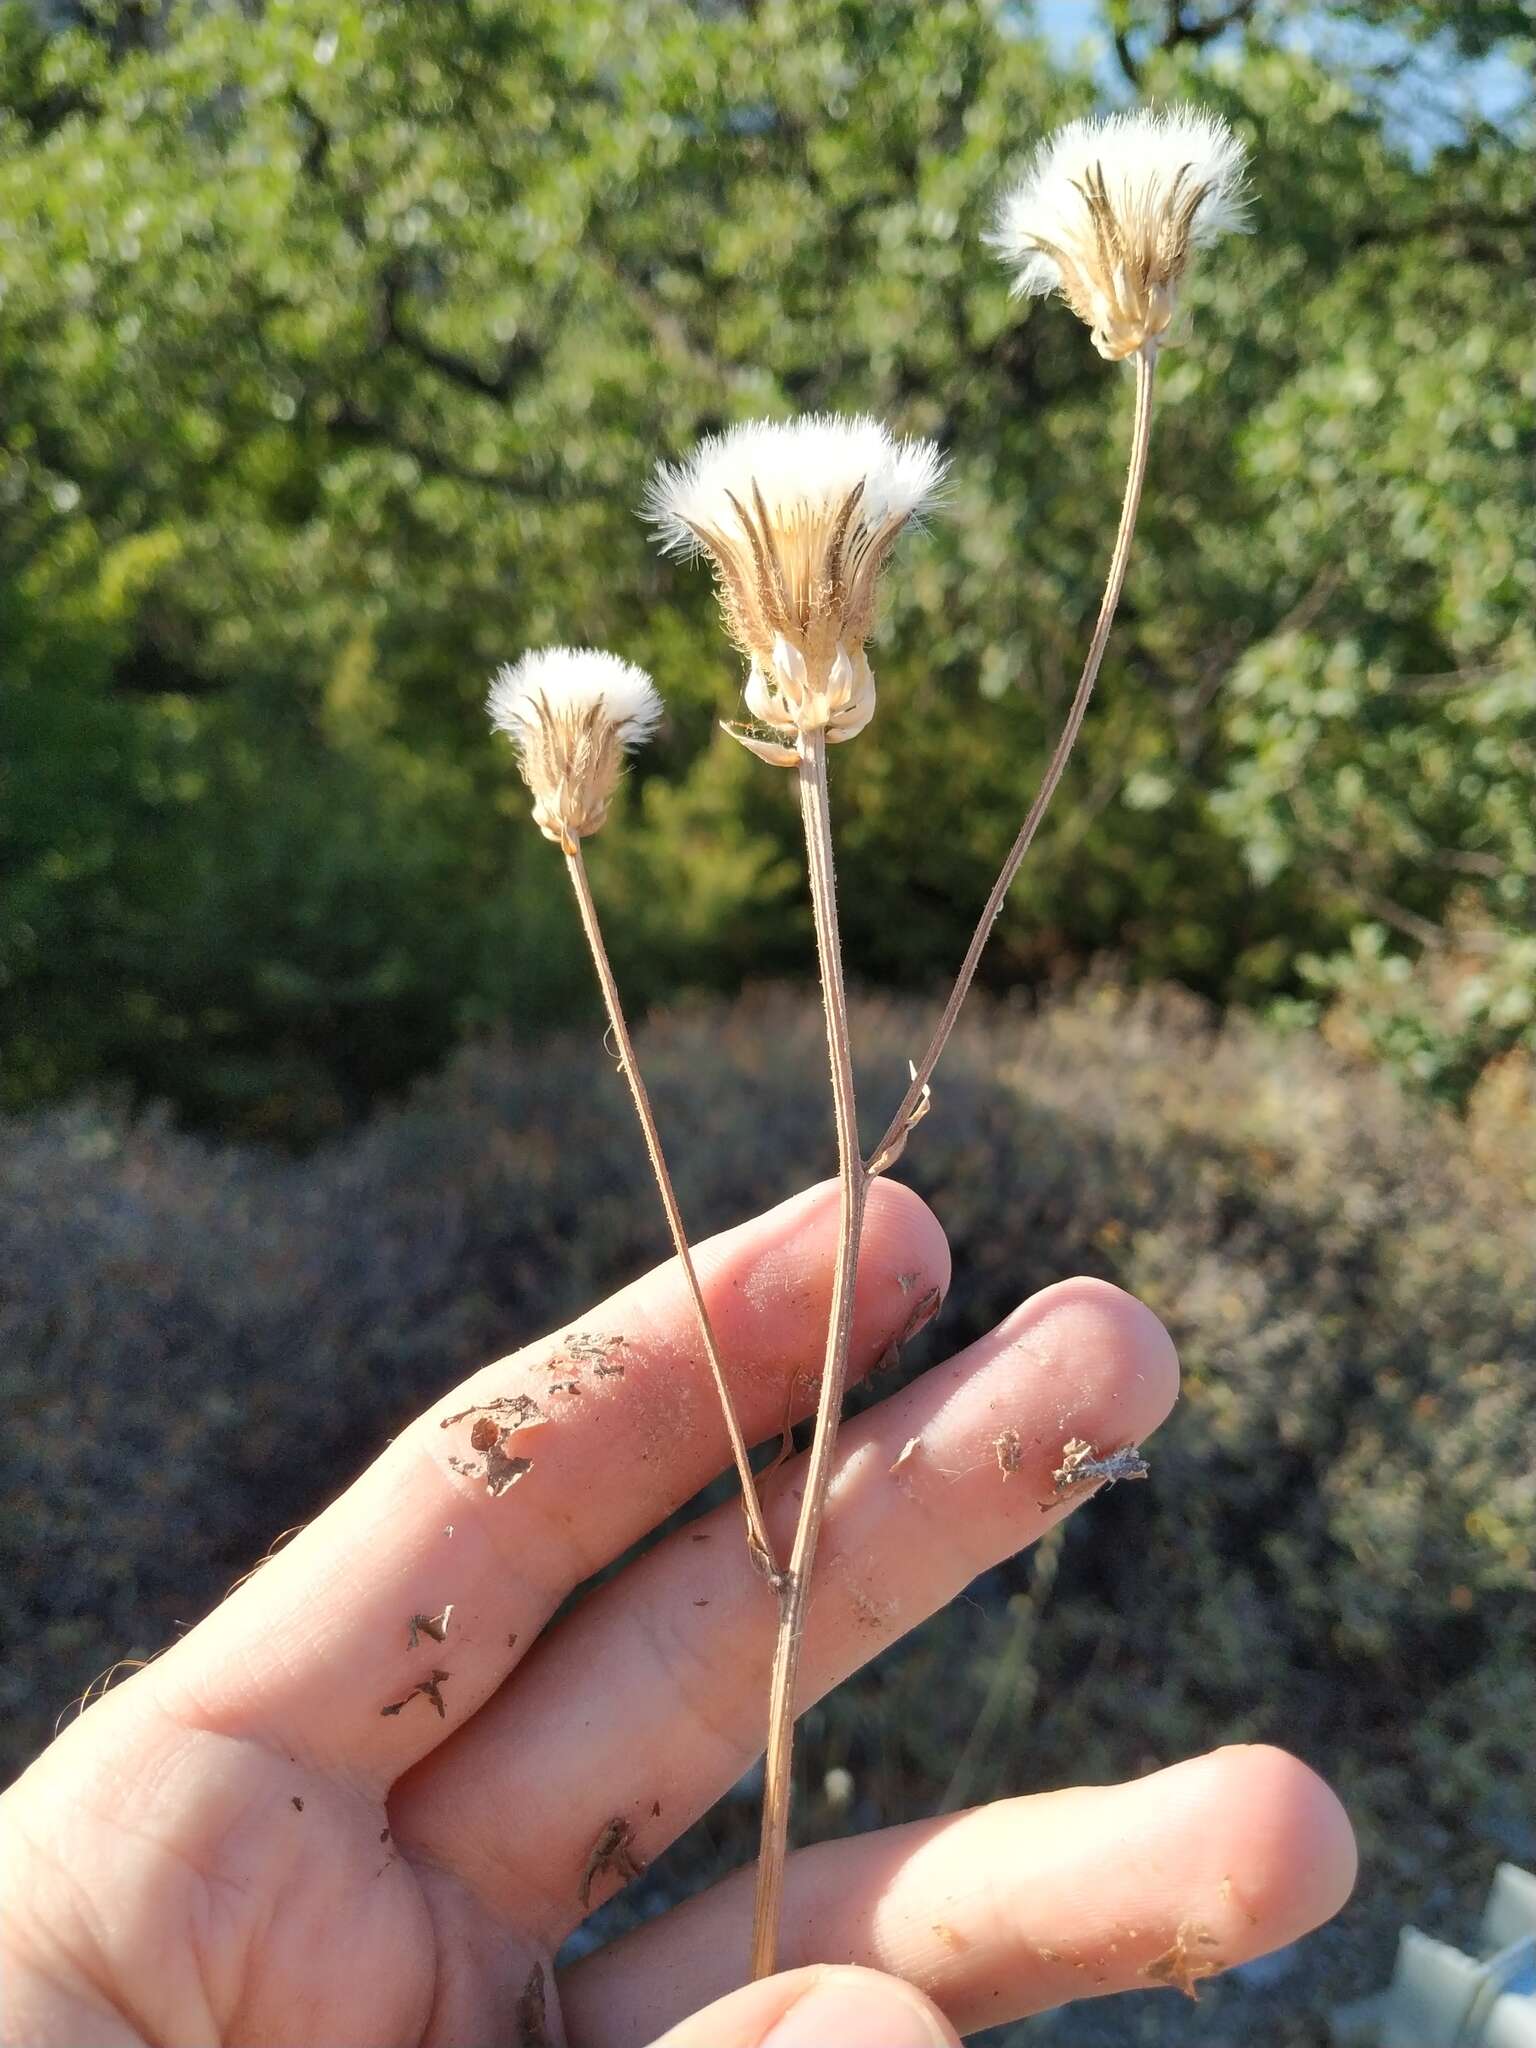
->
xmin=1145 ymin=1741 xmax=1356 ymax=1955
xmin=861 ymin=1177 xmax=952 ymax=1305
xmin=1008 ymin=1274 xmax=1180 ymax=1441
xmin=649 ymin=1964 xmax=959 ymax=2048
xmin=762 ymin=1967 xmax=960 ymax=2048
xmin=711 ymin=1176 xmax=951 ymax=1319
xmin=1207 ymin=1744 xmax=1359 ymax=1931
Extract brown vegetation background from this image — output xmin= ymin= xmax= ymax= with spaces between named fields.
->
xmin=5 ymin=986 xmax=1532 ymax=2041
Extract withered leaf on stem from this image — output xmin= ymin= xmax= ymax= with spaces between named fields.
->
xmin=995 ymin=1428 xmax=1023 ymax=1479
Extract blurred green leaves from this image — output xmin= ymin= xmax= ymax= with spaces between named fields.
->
xmin=1 ymin=0 xmax=1530 ymax=1133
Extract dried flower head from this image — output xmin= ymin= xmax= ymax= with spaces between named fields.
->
xmin=646 ymin=415 xmax=945 ymax=764
xmin=991 ymin=105 xmax=1248 ymax=360
xmin=488 ymin=647 xmax=662 ymax=849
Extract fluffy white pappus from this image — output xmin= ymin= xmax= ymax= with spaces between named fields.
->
xmin=991 ymin=104 xmax=1249 ymax=300
xmin=644 ymin=413 xmax=946 ymax=561
xmin=487 ymin=646 xmax=663 ymax=750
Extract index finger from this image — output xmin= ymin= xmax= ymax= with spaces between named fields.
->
xmin=145 ymin=1179 xmax=949 ymax=1791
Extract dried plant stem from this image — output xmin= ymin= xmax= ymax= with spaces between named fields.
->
xmin=867 ymin=344 xmax=1159 ymax=1176
xmin=564 ymin=845 xmax=778 ymax=1582
xmin=749 ymin=733 xmax=868 ymax=1979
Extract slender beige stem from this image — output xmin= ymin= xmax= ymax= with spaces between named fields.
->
xmin=750 ymin=341 xmax=1158 ymax=1973
xmin=749 ymin=733 xmax=867 ymax=1979
xmin=867 ymin=344 xmax=1160 ymax=1177
xmin=564 ymin=844 xmax=779 ymax=1584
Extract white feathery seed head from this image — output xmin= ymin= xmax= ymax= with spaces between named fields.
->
xmin=645 ymin=414 xmax=946 ymax=762
xmin=990 ymin=105 xmax=1249 ymax=360
xmin=488 ymin=646 xmax=662 ymax=848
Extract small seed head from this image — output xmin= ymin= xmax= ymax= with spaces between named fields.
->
xmin=645 ymin=414 xmax=944 ymax=760
xmin=991 ymin=105 xmax=1249 ymax=360
xmin=488 ymin=647 xmax=662 ymax=849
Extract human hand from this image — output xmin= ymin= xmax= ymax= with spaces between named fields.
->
xmin=0 ymin=1182 xmax=1355 ymax=2046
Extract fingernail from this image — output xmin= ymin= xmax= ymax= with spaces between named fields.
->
xmin=761 ymin=1970 xmax=953 ymax=2048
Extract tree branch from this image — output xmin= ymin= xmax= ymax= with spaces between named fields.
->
xmin=1347 ymin=207 xmax=1535 ymax=253
xmin=329 ymin=402 xmax=557 ymax=498
xmin=378 ymin=263 xmax=547 ymax=402
xmin=587 ymin=248 xmax=752 ymax=392
xmin=288 ymin=94 xmax=552 ymax=405
xmin=1161 ymin=0 xmax=1260 ymax=48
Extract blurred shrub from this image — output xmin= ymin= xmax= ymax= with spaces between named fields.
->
xmin=1301 ymin=903 xmax=1536 ymax=1107
xmin=2 ymin=986 xmax=1531 ymax=2040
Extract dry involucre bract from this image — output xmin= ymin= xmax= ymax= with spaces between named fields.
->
xmin=991 ymin=105 xmax=1249 ymax=361
xmin=487 ymin=647 xmax=663 ymax=848
xmin=645 ymin=415 xmax=946 ymax=764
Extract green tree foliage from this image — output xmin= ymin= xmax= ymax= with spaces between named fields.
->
xmin=1 ymin=0 xmax=1531 ymax=1134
